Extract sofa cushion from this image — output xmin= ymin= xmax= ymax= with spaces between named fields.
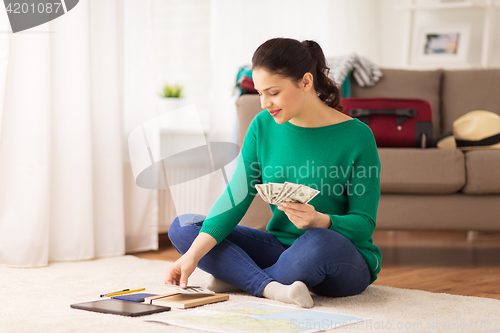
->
xmin=350 ymin=68 xmax=442 ymax=140
xmin=236 ymin=94 xmax=262 ymax=146
xmin=377 ymin=193 xmax=500 ymax=231
xmin=378 ymin=148 xmax=465 ymax=194
xmin=239 ymin=195 xmax=272 ymax=231
xmin=461 ymin=149 xmax=500 ymax=194
xmin=441 ymin=69 xmax=500 ymax=134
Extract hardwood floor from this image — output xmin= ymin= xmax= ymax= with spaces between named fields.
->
xmin=132 ymin=233 xmax=182 ymax=262
xmin=371 ymin=230 xmax=500 ymax=300
xmin=132 ymin=230 xmax=500 ymax=300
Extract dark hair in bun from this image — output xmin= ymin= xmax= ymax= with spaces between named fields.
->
xmin=252 ymin=37 xmax=342 ymax=111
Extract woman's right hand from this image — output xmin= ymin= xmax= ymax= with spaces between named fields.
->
xmin=165 ymin=232 xmax=218 ymax=288
xmin=165 ymin=254 xmax=198 ymax=288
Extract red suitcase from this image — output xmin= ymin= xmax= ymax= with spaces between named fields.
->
xmin=341 ymin=97 xmax=433 ymax=148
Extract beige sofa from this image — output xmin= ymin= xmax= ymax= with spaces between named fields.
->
xmin=235 ymin=68 xmax=500 ymax=232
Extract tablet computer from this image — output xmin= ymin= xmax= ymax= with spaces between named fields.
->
xmin=71 ymin=299 xmax=170 ymax=317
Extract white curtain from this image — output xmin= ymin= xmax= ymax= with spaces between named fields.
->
xmin=122 ymin=0 xmax=159 ymax=253
xmin=0 ymin=0 xmax=158 ymax=267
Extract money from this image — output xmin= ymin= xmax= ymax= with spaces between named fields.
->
xmin=284 ymin=184 xmax=320 ymax=204
xmin=276 ymin=181 xmax=301 ymax=203
xmin=268 ymin=182 xmax=285 ymax=204
xmin=255 ymin=182 xmax=319 ymax=205
xmin=255 ymin=184 xmax=269 ymax=202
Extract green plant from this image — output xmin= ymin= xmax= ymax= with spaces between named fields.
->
xmin=159 ymin=83 xmax=183 ymax=98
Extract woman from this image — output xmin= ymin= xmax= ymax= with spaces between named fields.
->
xmin=166 ymin=37 xmax=382 ymax=308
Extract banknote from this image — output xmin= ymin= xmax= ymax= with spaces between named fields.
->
xmin=282 ymin=184 xmax=319 ymax=204
xmin=268 ymin=182 xmax=285 ymax=204
xmin=255 ymin=182 xmax=319 ymax=205
xmin=275 ymin=181 xmax=302 ymax=203
xmin=255 ymin=184 xmax=269 ymax=203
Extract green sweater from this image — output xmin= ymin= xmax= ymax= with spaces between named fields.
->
xmin=200 ymin=110 xmax=382 ymax=284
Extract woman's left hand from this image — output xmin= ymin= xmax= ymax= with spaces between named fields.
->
xmin=277 ymin=202 xmax=332 ymax=229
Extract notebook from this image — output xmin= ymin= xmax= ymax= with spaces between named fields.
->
xmin=111 ymin=293 xmax=158 ymax=302
xmin=145 ymin=293 xmax=229 ymax=309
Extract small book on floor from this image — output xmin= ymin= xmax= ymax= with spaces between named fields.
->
xmin=145 ymin=285 xmax=229 ymax=309
xmin=111 ymin=293 xmax=158 ymax=302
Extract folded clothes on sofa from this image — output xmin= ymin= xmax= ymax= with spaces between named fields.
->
xmin=326 ymin=53 xmax=383 ymax=88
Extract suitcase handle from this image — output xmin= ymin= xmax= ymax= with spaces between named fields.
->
xmin=349 ymin=108 xmax=417 ymax=125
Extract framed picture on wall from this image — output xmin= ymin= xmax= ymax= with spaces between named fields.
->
xmin=412 ymin=24 xmax=470 ymax=65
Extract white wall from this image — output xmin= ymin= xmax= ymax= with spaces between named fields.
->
xmin=208 ymin=0 xmax=382 ymax=143
xmin=152 ymin=0 xmax=211 ymax=127
xmin=152 ymin=0 xmax=500 ymax=143
xmin=379 ymin=0 xmax=412 ymax=68
xmin=379 ymin=0 xmax=500 ymax=69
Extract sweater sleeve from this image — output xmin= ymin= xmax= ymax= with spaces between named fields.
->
xmin=199 ymin=117 xmax=262 ymax=244
xmin=326 ymin=127 xmax=381 ymax=243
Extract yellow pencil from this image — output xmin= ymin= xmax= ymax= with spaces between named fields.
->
xmin=107 ymin=288 xmax=146 ymax=297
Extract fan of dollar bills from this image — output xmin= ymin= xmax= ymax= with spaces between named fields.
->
xmin=255 ymin=181 xmax=320 ymax=205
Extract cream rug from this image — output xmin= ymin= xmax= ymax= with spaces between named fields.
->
xmin=1 ymin=256 xmax=499 ymax=333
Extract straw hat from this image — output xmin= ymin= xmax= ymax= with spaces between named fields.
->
xmin=436 ymin=110 xmax=500 ymax=150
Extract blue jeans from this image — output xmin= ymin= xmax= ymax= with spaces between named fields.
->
xmin=168 ymin=213 xmax=371 ymax=298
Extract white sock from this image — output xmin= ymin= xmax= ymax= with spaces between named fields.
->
xmin=262 ymin=281 xmax=314 ymax=308
xmin=205 ymin=274 xmax=241 ymax=293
